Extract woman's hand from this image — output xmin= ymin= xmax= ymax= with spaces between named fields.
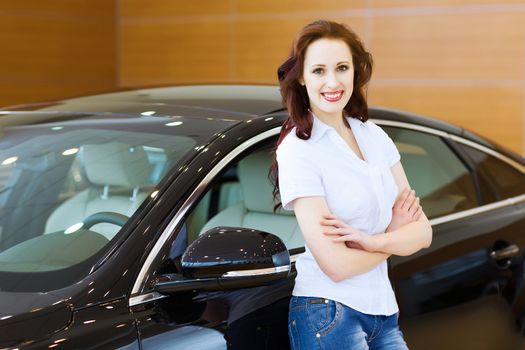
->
xmin=321 ymin=214 xmax=382 ymax=252
xmin=386 ymin=188 xmax=422 ymax=232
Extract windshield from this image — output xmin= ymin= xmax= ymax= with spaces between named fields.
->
xmin=0 ymin=113 xmax=236 ymax=292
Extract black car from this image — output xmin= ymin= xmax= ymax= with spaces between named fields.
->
xmin=0 ymin=85 xmax=524 ymax=350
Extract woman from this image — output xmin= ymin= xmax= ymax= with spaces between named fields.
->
xmin=271 ymin=20 xmax=432 ymax=349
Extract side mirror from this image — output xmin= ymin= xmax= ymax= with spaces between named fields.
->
xmin=155 ymin=227 xmax=290 ymax=294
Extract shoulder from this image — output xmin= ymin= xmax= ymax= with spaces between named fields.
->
xmin=277 ymin=128 xmax=313 ymax=157
xmin=362 ymin=120 xmax=390 ymax=141
xmin=362 ymin=119 xmax=382 ymax=133
xmin=362 ymin=119 xmax=400 ymax=164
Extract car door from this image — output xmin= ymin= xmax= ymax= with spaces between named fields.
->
xmin=381 ymin=122 xmax=525 ymax=350
xmin=129 ymin=128 xmax=295 ymax=350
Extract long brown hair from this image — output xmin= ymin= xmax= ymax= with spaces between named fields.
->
xmin=270 ymin=20 xmax=374 ymax=211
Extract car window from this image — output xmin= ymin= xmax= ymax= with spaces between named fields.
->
xmin=184 ymin=141 xmax=302 ymax=251
xmin=0 ymin=114 xmax=237 ymax=292
xmin=459 ymin=144 xmax=525 ymax=203
xmin=0 ymin=132 xmax=191 ymax=275
xmin=382 ymin=126 xmax=479 ymax=219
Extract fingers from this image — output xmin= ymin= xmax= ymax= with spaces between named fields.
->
xmin=400 ymin=189 xmax=416 ymax=211
xmin=320 ymin=218 xmax=345 ymax=228
xmin=394 ymin=188 xmax=411 ymax=208
xmin=333 ymin=233 xmax=360 ymax=242
xmin=323 ymin=225 xmax=359 ymax=236
xmin=324 ymin=228 xmax=352 ymax=236
xmin=407 ymin=196 xmax=420 ymax=216
xmin=413 ymin=205 xmax=423 ymax=221
xmin=320 ymin=214 xmax=349 ymax=229
xmin=322 ymin=213 xmax=338 ymax=219
xmin=324 ymin=228 xmax=343 ymax=236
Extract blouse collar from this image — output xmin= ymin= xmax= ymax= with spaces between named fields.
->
xmin=309 ymin=112 xmax=365 ymax=143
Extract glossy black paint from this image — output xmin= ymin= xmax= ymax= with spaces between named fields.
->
xmin=0 ymin=85 xmax=524 ymax=349
xmin=0 ymin=292 xmax=71 ymax=348
xmin=182 ymin=227 xmax=289 ymax=278
xmin=155 ymin=228 xmax=290 ymax=296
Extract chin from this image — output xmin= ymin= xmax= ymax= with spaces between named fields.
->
xmin=319 ymin=102 xmax=347 ymax=115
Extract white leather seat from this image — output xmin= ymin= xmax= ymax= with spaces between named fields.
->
xmin=200 ymin=150 xmax=304 ymax=250
xmin=45 ymin=142 xmax=152 ymax=240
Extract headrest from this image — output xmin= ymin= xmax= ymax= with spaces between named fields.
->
xmin=238 ymin=150 xmax=290 ymax=215
xmin=82 ymin=142 xmax=152 ymax=187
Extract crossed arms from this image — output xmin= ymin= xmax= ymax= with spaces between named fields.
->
xmin=292 ymin=161 xmax=432 ymax=283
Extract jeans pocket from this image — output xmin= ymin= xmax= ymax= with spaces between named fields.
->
xmin=305 ymin=298 xmax=341 ymax=335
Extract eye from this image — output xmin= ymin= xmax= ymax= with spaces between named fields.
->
xmin=312 ymin=67 xmax=324 ymax=75
xmin=337 ymin=65 xmax=349 ymax=72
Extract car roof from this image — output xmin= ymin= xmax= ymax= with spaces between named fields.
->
xmin=0 ymin=84 xmax=495 ymax=148
xmin=1 ymin=85 xmax=284 ymax=121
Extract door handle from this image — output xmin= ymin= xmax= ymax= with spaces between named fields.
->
xmin=490 ymin=244 xmax=519 ymax=261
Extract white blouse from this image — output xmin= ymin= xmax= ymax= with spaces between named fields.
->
xmin=276 ymin=114 xmax=401 ymax=315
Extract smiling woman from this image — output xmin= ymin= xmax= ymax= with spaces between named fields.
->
xmin=272 ymin=20 xmax=431 ymax=350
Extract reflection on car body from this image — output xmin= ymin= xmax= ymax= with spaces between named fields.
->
xmin=0 ymin=85 xmax=524 ymax=349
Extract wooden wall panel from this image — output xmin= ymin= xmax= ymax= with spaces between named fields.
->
xmin=120 ymin=20 xmax=231 ymax=86
xmin=120 ymin=0 xmax=231 ymax=17
xmin=371 ymin=12 xmax=525 ymax=80
xmin=235 ymin=17 xmax=364 ymax=84
xmin=371 ymin=0 xmax=525 ymax=7
xmin=0 ymin=0 xmax=117 ymax=106
xmin=235 ymin=0 xmax=367 ymax=13
xmin=235 ymin=18 xmax=367 ymax=82
xmin=0 ymin=0 xmax=113 ymax=17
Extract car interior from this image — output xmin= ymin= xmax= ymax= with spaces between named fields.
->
xmin=0 ymin=125 xmax=191 ymax=277
xmin=45 ymin=142 xmax=154 ymax=240
xmin=0 ymin=141 xmax=158 ymax=272
xmin=186 ymin=147 xmax=304 ymax=251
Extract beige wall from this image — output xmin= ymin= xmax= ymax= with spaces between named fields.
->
xmin=1 ymin=1 xmax=524 ymax=154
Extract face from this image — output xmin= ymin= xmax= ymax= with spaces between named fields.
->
xmin=301 ymin=38 xmax=354 ymax=121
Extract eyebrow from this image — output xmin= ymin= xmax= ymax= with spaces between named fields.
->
xmin=310 ymin=61 xmax=351 ymax=67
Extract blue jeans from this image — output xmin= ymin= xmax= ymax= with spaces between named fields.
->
xmin=288 ymin=296 xmax=408 ymax=350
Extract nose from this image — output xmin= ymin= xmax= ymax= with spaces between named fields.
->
xmin=325 ymin=71 xmax=339 ymax=89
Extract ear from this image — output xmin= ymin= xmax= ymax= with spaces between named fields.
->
xmin=298 ymin=77 xmax=305 ymax=86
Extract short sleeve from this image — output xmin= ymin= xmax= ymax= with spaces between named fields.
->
xmin=370 ymin=122 xmax=401 ymax=167
xmin=276 ymin=139 xmax=325 ymax=211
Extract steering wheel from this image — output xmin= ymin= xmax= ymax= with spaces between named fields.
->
xmin=82 ymin=212 xmax=129 ymax=229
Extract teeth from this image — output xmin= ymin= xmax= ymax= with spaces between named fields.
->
xmin=323 ymin=92 xmax=342 ymax=99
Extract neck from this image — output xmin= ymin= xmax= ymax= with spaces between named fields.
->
xmin=311 ymin=110 xmax=348 ymax=132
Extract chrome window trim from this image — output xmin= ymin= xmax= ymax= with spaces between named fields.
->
xmin=130 ymin=127 xmax=282 ymax=299
xmin=130 ymin=119 xmax=525 ymax=306
xmin=448 ymin=134 xmax=525 ymax=174
xmin=429 ymin=194 xmax=525 ymax=226
xmin=372 ymin=119 xmax=525 ymax=175
xmin=372 ymin=119 xmax=450 ymax=138
xmin=129 ymin=291 xmax=167 ymax=307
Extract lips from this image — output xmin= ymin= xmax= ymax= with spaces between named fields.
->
xmin=321 ymin=90 xmax=344 ymax=102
